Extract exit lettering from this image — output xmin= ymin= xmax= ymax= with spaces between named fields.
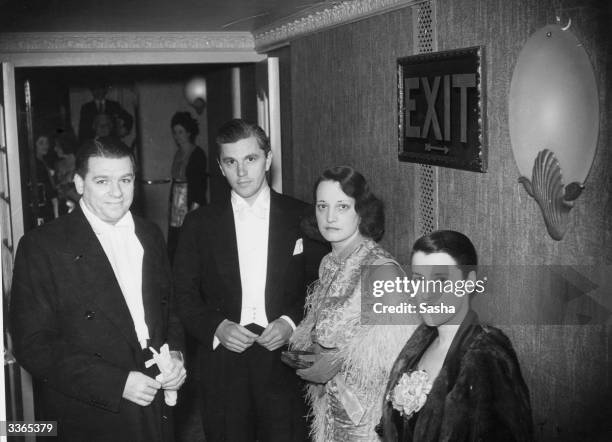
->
xmin=404 ymin=74 xmax=476 ymax=143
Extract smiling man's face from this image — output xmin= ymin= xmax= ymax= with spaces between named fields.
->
xmin=74 ymin=156 xmax=135 ymax=224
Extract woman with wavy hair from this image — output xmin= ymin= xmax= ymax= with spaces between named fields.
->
xmin=290 ymin=166 xmax=416 ymax=441
xmin=167 ymin=111 xmax=207 ymax=261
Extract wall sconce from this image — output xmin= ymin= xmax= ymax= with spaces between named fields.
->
xmin=509 ymin=20 xmax=599 ymax=240
xmin=184 ymin=76 xmax=207 ymax=115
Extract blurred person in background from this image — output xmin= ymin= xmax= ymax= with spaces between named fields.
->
xmin=33 ymin=133 xmax=59 ymax=223
xmin=54 ymin=130 xmax=79 ymax=214
xmin=167 ymin=111 xmax=207 ymax=262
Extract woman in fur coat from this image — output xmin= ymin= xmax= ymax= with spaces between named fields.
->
xmin=378 ymin=230 xmax=533 ymax=441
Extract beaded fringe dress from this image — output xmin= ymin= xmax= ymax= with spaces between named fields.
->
xmin=291 ymin=239 xmax=417 ymax=442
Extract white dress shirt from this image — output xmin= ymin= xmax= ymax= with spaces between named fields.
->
xmin=80 ymin=199 xmax=150 ymax=349
xmin=212 ymin=185 xmax=295 ymax=349
xmin=233 ymin=185 xmax=271 ymax=328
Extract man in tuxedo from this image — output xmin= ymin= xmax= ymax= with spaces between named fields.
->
xmin=10 ymin=137 xmax=186 ymax=442
xmin=174 ymin=119 xmax=326 ymax=441
xmin=78 ymin=84 xmax=131 ymax=143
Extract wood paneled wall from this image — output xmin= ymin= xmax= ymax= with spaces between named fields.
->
xmin=286 ymin=0 xmax=610 ymax=440
xmin=291 ymin=7 xmax=418 ymax=261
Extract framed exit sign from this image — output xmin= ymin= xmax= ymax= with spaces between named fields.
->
xmin=398 ymin=46 xmax=487 ymax=172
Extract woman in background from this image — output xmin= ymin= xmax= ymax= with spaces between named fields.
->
xmin=290 ymin=166 xmax=416 ymax=441
xmin=378 ymin=230 xmax=533 ymax=441
xmin=167 ymin=111 xmax=207 ymax=261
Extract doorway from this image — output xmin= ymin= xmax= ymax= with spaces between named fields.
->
xmin=2 ymin=59 xmax=264 ymax=442
xmin=14 ymin=63 xmax=260 ymax=235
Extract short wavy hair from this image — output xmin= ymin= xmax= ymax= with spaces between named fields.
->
xmin=75 ymin=136 xmax=135 ymax=178
xmin=411 ymin=230 xmax=478 ymax=277
xmin=215 ymin=119 xmax=270 ymax=158
xmin=302 ymin=166 xmax=385 ymax=242
xmin=170 ymin=111 xmax=199 ymax=143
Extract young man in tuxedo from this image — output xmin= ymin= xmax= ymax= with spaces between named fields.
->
xmin=10 ymin=137 xmax=185 ymax=441
xmin=173 ymin=119 xmax=326 ymax=441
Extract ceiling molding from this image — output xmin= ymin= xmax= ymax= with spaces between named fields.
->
xmin=0 ymin=31 xmax=255 ymax=53
xmin=254 ymin=0 xmax=420 ymax=51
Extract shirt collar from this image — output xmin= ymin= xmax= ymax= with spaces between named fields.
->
xmin=80 ymin=198 xmax=134 ymax=234
xmin=231 ymin=184 xmax=271 ymax=219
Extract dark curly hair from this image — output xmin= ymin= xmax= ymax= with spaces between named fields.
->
xmin=411 ymin=230 xmax=478 ymax=277
xmin=170 ymin=111 xmax=199 ymax=143
xmin=302 ymin=166 xmax=385 ymax=242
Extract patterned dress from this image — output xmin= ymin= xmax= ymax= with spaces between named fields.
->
xmin=291 ymin=238 xmax=417 ymax=442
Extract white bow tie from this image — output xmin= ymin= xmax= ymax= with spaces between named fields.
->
xmin=233 ymin=203 xmax=268 ymax=221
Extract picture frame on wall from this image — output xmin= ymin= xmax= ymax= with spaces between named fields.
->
xmin=398 ymin=46 xmax=487 ymax=172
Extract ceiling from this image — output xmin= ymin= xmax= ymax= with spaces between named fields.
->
xmin=0 ymin=0 xmax=337 ymax=33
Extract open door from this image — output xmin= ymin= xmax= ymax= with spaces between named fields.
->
xmin=256 ymin=57 xmax=283 ymax=193
xmin=1 ymin=61 xmax=35 ymax=440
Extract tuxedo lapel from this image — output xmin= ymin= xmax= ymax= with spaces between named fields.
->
xmin=211 ymin=201 xmax=243 ymax=313
xmin=265 ymin=192 xmax=296 ymax=312
xmin=65 ymin=208 xmax=142 ymax=353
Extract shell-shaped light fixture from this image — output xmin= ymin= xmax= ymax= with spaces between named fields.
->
xmin=518 ymin=149 xmax=583 ymax=240
xmin=509 ymin=23 xmax=599 ymax=240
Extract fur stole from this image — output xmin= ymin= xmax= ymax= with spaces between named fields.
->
xmin=380 ymin=312 xmax=533 ymax=441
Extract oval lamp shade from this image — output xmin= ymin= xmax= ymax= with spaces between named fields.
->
xmin=509 ymin=24 xmax=599 ymax=184
xmin=509 ymin=24 xmax=599 ymax=240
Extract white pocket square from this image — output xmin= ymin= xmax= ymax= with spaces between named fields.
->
xmin=293 ymin=238 xmax=303 ymax=255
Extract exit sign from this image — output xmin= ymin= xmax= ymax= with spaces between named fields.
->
xmin=398 ymin=46 xmax=487 ymax=172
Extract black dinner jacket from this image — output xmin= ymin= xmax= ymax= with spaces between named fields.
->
xmin=10 ymin=206 xmax=183 ymax=442
xmin=174 ymin=189 xmax=324 ymax=350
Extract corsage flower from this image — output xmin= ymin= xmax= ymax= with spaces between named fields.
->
xmin=388 ymin=370 xmax=432 ymax=417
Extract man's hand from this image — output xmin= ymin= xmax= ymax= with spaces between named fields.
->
xmin=296 ymin=353 xmax=342 ymax=384
xmin=215 ymin=319 xmax=259 ymax=353
xmin=160 ymin=354 xmax=187 ymax=391
xmin=122 ymin=371 xmax=161 ymax=406
xmin=256 ymin=318 xmax=293 ymax=351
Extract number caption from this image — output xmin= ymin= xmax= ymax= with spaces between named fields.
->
xmin=0 ymin=421 xmax=57 ymax=436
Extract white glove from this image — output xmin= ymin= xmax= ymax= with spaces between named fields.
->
xmin=147 ymin=343 xmax=181 ymax=406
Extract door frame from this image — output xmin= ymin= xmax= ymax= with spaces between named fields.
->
xmin=0 ymin=31 xmax=265 ymax=67
xmin=0 ymin=31 xmax=265 ymax=430
xmin=2 ymin=60 xmax=31 ymax=438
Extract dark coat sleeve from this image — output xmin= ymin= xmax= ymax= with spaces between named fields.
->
xmin=173 ymin=211 xmax=225 ymax=346
xmin=186 ymin=147 xmax=207 ymax=207
xmin=302 ymin=234 xmax=330 ymax=288
xmin=149 ymin=222 xmax=184 ymax=354
xmin=277 ymin=244 xmax=307 ymax=326
xmin=438 ymin=329 xmax=534 ymax=442
xmin=279 ymin=202 xmax=329 ymax=326
xmin=9 ymin=234 xmax=129 ymax=413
